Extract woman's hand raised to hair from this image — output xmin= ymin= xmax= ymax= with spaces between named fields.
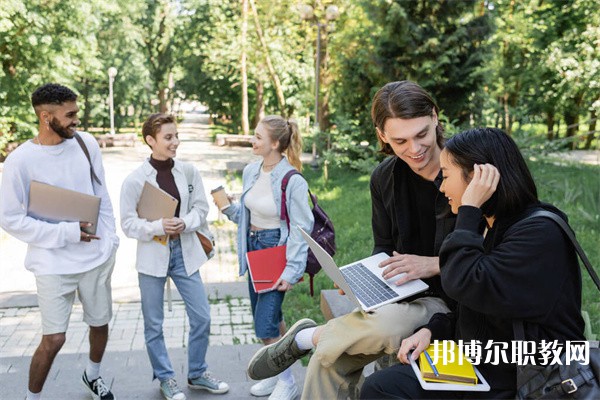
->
xmin=461 ymin=163 xmax=500 ymax=209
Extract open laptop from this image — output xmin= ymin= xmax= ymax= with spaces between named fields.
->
xmin=28 ymin=181 xmax=101 ymax=235
xmin=298 ymin=227 xmax=429 ymax=312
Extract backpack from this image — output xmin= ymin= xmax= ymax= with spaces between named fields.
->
xmin=281 ymin=170 xmax=336 ymax=296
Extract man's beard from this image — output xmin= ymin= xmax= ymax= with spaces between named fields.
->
xmin=49 ymin=118 xmax=76 ymax=139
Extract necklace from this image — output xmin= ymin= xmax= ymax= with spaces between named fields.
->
xmin=262 ymin=159 xmax=282 ymax=170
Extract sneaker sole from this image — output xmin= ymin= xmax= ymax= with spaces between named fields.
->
xmin=246 ymin=318 xmax=316 ymax=380
xmin=249 ymin=378 xmax=278 ymax=396
xmin=187 ymin=383 xmax=229 ymax=394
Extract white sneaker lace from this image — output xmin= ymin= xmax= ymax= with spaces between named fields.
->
xmin=165 ymin=378 xmax=181 ymax=395
xmin=201 ymin=372 xmax=221 ymax=387
xmin=93 ymin=377 xmax=110 ymax=397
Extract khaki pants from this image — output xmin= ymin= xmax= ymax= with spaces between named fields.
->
xmin=301 ymin=297 xmax=449 ymax=400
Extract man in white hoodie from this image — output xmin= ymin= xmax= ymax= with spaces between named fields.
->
xmin=0 ymin=83 xmax=119 ymax=400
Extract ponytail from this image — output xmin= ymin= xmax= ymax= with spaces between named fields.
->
xmin=259 ymin=115 xmax=303 ymax=172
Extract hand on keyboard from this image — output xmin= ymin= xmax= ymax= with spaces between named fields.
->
xmin=379 ymin=252 xmax=440 ymax=286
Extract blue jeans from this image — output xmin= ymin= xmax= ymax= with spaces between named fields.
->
xmin=138 ymin=239 xmax=210 ymax=381
xmin=247 ymin=228 xmax=286 ymax=340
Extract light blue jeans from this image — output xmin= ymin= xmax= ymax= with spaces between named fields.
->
xmin=138 ymin=238 xmax=210 ymax=381
xmin=247 ymin=228 xmax=286 ymax=339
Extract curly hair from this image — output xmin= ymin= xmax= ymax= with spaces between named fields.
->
xmin=31 ymin=83 xmax=78 ymax=108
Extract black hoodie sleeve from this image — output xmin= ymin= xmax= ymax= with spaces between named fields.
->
xmin=439 ymin=206 xmax=575 ymax=320
xmin=370 ymin=168 xmax=394 ymax=256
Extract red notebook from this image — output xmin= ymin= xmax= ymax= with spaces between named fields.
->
xmin=246 ymin=245 xmax=287 ymax=293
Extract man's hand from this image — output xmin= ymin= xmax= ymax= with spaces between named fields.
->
xmin=397 ymin=328 xmax=432 ymax=364
xmin=379 ymin=252 xmax=439 ymax=285
xmin=162 ymin=217 xmax=186 ymax=235
xmin=79 ymin=222 xmax=100 ymax=242
xmin=333 ymin=282 xmax=345 ymax=296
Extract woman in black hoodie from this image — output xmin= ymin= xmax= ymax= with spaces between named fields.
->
xmin=361 ymin=128 xmax=585 ymax=399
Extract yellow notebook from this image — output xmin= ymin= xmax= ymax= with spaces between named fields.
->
xmin=419 ymin=341 xmax=478 ymax=385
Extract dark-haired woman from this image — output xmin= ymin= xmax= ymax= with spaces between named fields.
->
xmin=120 ymin=114 xmax=228 ymax=400
xmin=361 ymin=127 xmax=585 ymax=399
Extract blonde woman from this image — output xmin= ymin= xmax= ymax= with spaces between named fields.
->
xmin=223 ymin=116 xmax=314 ymax=400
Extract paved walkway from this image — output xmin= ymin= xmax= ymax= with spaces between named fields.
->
xmin=0 ymin=113 xmax=310 ymax=399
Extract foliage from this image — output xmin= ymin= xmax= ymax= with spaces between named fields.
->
xmin=329 ymin=0 xmax=493 ymax=145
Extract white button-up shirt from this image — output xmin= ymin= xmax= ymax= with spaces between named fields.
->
xmin=120 ymin=158 xmax=209 ymax=277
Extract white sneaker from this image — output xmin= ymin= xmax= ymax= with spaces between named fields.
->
xmin=268 ymin=379 xmax=298 ymax=400
xmin=250 ymin=376 xmax=279 ymax=397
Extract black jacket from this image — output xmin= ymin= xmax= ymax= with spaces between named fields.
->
xmin=370 ymin=156 xmax=456 ymax=306
xmin=428 ymin=203 xmax=585 ymax=392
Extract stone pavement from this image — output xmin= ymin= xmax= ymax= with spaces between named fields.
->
xmin=0 ymin=113 xmax=308 ymax=399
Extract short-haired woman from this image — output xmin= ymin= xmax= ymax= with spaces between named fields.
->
xmin=360 ymin=128 xmax=585 ymax=399
xmin=222 ymin=115 xmax=314 ymax=399
xmin=120 ymin=114 xmax=228 ymax=400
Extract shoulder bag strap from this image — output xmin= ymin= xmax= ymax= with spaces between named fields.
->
xmin=74 ymin=132 xmax=102 ymax=186
xmin=514 ymin=209 xmax=600 ymax=340
xmin=525 ymin=210 xmax=600 ymax=292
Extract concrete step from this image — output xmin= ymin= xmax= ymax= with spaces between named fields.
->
xmin=1 ymin=344 xmax=306 ymax=399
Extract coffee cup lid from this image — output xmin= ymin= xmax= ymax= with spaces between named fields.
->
xmin=211 ymin=186 xmax=224 ymax=193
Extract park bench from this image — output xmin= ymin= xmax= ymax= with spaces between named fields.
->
xmin=95 ymin=133 xmax=138 ymax=148
xmin=215 ymin=133 xmax=253 ymax=147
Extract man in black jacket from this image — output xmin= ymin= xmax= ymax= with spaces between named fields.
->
xmin=247 ymin=81 xmax=456 ymax=400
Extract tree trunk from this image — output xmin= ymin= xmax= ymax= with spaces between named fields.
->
xmin=158 ymin=88 xmax=168 ymax=114
xmin=584 ymin=109 xmax=597 ymax=150
xmin=249 ymin=0 xmax=286 ymax=115
xmin=251 ymin=79 xmax=265 ymax=129
xmin=503 ymin=92 xmax=511 ymax=135
xmin=240 ymin=0 xmax=249 ymax=135
xmin=546 ymin=111 xmax=555 ymax=141
xmin=82 ymin=78 xmax=91 ymax=132
xmin=564 ymin=93 xmax=583 ymax=149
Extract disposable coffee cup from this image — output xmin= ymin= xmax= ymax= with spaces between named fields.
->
xmin=211 ymin=186 xmax=231 ymax=211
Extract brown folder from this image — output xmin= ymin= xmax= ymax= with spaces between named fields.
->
xmin=28 ymin=181 xmax=101 ymax=235
xmin=136 ymin=181 xmax=178 ymax=244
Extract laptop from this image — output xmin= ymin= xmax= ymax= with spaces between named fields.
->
xmin=298 ymin=227 xmax=429 ymax=312
xmin=28 ymin=181 xmax=101 ymax=235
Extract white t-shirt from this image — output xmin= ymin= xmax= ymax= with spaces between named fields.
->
xmin=244 ymin=169 xmax=280 ymax=229
xmin=0 ymin=132 xmax=119 ymax=275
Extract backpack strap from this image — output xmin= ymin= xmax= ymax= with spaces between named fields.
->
xmin=281 ymin=169 xmax=317 ymax=294
xmin=280 ymin=170 xmax=301 ymax=228
xmin=74 ymin=132 xmax=102 ymax=186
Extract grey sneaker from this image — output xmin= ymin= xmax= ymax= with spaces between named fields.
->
xmin=247 ymin=318 xmax=317 ymax=380
xmin=159 ymin=378 xmax=186 ymax=400
xmin=188 ymin=371 xmax=229 ymax=394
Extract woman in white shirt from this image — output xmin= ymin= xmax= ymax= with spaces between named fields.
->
xmin=223 ymin=115 xmax=314 ymax=400
xmin=120 ymin=114 xmax=228 ymax=400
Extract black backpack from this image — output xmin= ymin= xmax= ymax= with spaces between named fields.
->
xmin=280 ymin=170 xmax=336 ymax=296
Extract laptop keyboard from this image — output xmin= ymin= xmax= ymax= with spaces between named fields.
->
xmin=341 ymin=262 xmax=398 ymax=308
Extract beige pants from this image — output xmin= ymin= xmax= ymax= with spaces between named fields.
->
xmin=301 ymin=297 xmax=449 ymax=400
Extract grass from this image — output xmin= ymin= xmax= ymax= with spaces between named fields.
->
xmin=282 ymin=158 xmax=600 ymax=335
